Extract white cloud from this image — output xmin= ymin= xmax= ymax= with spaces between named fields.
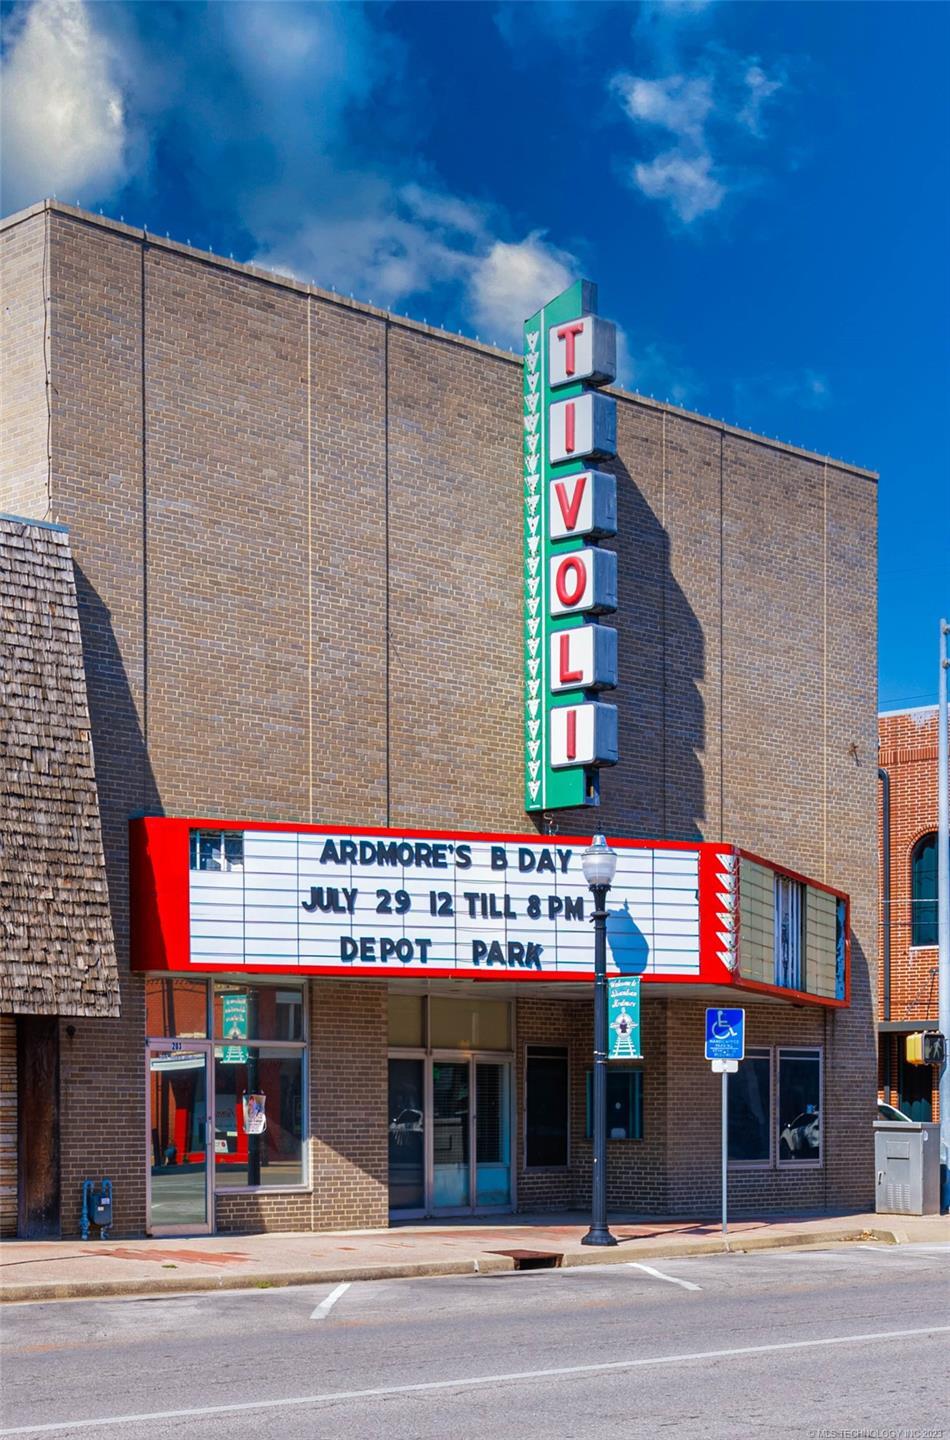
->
xmin=613 ymin=73 xmax=713 ymax=143
xmin=738 ymin=64 xmax=784 ymax=136
xmin=468 ymin=233 xmax=576 ymax=343
xmin=611 ymin=50 xmax=783 ymax=226
xmin=399 ymin=184 xmax=486 ymax=239
xmin=633 ymin=149 xmax=724 ymax=222
xmin=257 ymin=191 xmax=580 ymax=349
xmin=0 ymin=1 xmax=592 ymax=352
xmin=256 ymin=194 xmax=475 ymax=307
xmin=0 ymin=0 xmax=129 ymax=212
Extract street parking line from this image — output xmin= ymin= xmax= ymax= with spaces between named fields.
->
xmin=1 ymin=1325 xmax=946 ymax=1436
xmin=309 ymin=1282 xmax=350 ymax=1320
xmin=627 ymin=1262 xmax=701 ymax=1291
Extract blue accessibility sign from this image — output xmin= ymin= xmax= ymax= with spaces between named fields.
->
xmin=705 ymin=1008 xmax=745 ymax=1061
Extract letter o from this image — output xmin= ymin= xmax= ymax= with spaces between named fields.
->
xmin=555 ymin=553 xmax=588 ymax=608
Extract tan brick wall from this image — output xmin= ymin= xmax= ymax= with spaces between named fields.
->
xmin=514 ymin=995 xmax=577 ymax=1212
xmin=0 ymin=1015 xmax=16 ymax=1236
xmin=1 ymin=203 xmax=879 ymax=1229
xmin=0 ymin=209 xmax=50 ymax=519
xmin=567 ymin=998 xmax=670 ymax=1214
xmin=309 ymin=980 xmax=388 ymax=1229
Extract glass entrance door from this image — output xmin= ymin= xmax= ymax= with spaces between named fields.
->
xmin=147 ymin=1043 xmax=213 ymax=1234
xmin=432 ymin=1061 xmax=471 ymax=1210
xmin=389 ymin=1055 xmax=512 ymax=1217
xmin=475 ymin=1062 xmax=511 ymax=1207
xmin=388 ymin=1058 xmax=425 ymax=1213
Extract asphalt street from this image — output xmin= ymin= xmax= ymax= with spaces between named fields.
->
xmin=1 ymin=1243 xmax=948 ymax=1439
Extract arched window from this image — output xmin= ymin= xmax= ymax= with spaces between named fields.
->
xmin=911 ymin=832 xmax=938 ymax=947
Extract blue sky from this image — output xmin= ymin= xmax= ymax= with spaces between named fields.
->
xmin=2 ymin=0 xmax=947 ymax=709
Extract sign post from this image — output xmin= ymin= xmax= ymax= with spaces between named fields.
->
xmin=705 ymin=1008 xmax=745 ymax=1237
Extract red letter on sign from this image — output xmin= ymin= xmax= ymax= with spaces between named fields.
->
xmin=566 ymin=708 xmax=577 ymax=761
xmin=555 ymin=554 xmax=587 ymax=608
xmin=553 ymin=473 xmax=587 ymax=532
xmin=559 ymin=633 xmax=583 ymax=684
xmin=556 ymin=321 xmax=585 ymax=376
xmin=564 ymin=401 xmax=576 ymax=453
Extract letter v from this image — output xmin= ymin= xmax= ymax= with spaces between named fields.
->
xmin=553 ymin=473 xmax=587 ymax=531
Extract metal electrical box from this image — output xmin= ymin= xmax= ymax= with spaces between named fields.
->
xmin=874 ymin=1121 xmax=940 ymax=1215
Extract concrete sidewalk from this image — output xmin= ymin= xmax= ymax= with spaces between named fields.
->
xmin=2 ymin=1211 xmax=947 ymax=1303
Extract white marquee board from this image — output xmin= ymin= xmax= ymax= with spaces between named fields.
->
xmin=189 ymin=830 xmax=701 ymax=978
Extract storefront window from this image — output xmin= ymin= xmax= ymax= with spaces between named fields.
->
xmin=213 ymin=1046 xmax=304 ymax=1188
xmin=213 ymin=982 xmax=304 ymax=1042
xmin=585 ymin=1069 xmax=643 ymax=1140
xmin=145 ymin=977 xmax=208 ymax=1038
xmin=778 ymin=1048 xmax=821 ymax=1164
xmin=525 ymin=1046 xmax=569 ymax=1168
xmin=728 ymin=1050 xmax=771 ymax=1163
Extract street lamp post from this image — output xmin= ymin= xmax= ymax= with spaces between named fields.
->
xmin=581 ymin=834 xmax=618 ymax=1247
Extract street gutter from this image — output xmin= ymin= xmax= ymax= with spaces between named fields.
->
xmin=0 ymin=1226 xmax=910 ymax=1305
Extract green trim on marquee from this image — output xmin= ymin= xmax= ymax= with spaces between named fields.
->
xmin=523 ymin=280 xmax=599 ymax=814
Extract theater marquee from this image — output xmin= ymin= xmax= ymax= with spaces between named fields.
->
xmin=130 ymin=818 xmax=850 ymax=1007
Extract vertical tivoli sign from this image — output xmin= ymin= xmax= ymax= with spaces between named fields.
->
xmin=523 ymin=281 xmax=619 ymax=813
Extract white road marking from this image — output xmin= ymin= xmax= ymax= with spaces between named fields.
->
xmin=309 ymin=1282 xmax=350 ymax=1320
xmin=627 ymin=1262 xmax=702 ymax=1291
xmin=5 ymin=1324 xmax=946 ymax=1435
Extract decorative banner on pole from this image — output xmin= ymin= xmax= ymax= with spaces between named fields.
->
xmin=607 ymin=976 xmax=641 ymax=1059
xmin=523 ymin=281 xmax=619 ymax=813
xmin=221 ymin=992 xmax=248 ymax=1064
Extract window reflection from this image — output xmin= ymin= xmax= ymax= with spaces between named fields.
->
xmin=778 ymin=1049 xmax=821 ymax=1163
xmin=146 ymin=978 xmax=208 ymax=1039
xmin=213 ymin=1046 xmax=304 ymax=1188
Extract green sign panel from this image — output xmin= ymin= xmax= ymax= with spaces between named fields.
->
xmin=522 ymin=280 xmax=619 ymax=813
xmin=607 ymin=977 xmax=641 ymax=1060
xmin=220 ymin=993 xmax=248 ymax=1064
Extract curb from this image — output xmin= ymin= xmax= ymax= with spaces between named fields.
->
xmin=0 ymin=1226 xmax=905 ymax=1305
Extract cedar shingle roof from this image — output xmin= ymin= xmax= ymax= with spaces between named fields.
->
xmin=0 ymin=516 xmax=119 ymax=1016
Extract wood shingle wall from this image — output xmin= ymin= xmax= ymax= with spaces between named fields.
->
xmin=0 ymin=516 xmax=118 ymax=1016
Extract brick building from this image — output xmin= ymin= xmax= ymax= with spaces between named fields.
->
xmin=1 ymin=200 xmax=879 ymax=1238
xmin=0 ymin=515 xmax=119 ymax=1236
xmin=878 ymin=705 xmax=945 ymax=1121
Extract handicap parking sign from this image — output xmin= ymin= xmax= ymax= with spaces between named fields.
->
xmin=705 ymin=1007 xmax=745 ymax=1061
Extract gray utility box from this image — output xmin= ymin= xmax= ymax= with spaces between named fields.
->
xmin=874 ymin=1121 xmax=941 ymax=1215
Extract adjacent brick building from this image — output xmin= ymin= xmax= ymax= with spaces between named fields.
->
xmin=878 ymin=705 xmax=944 ymax=1121
xmin=1 ymin=200 xmax=879 ymax=1238
xmin=0 ymin=515 xmax=119 ymax=1236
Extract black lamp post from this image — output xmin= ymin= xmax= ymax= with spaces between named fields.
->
xmin=581 ymin=833 xmax=618 ymax=1247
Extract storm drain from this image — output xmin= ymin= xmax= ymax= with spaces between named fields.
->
xmin=486 ymin=1249 xmax=563 ymax=1271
